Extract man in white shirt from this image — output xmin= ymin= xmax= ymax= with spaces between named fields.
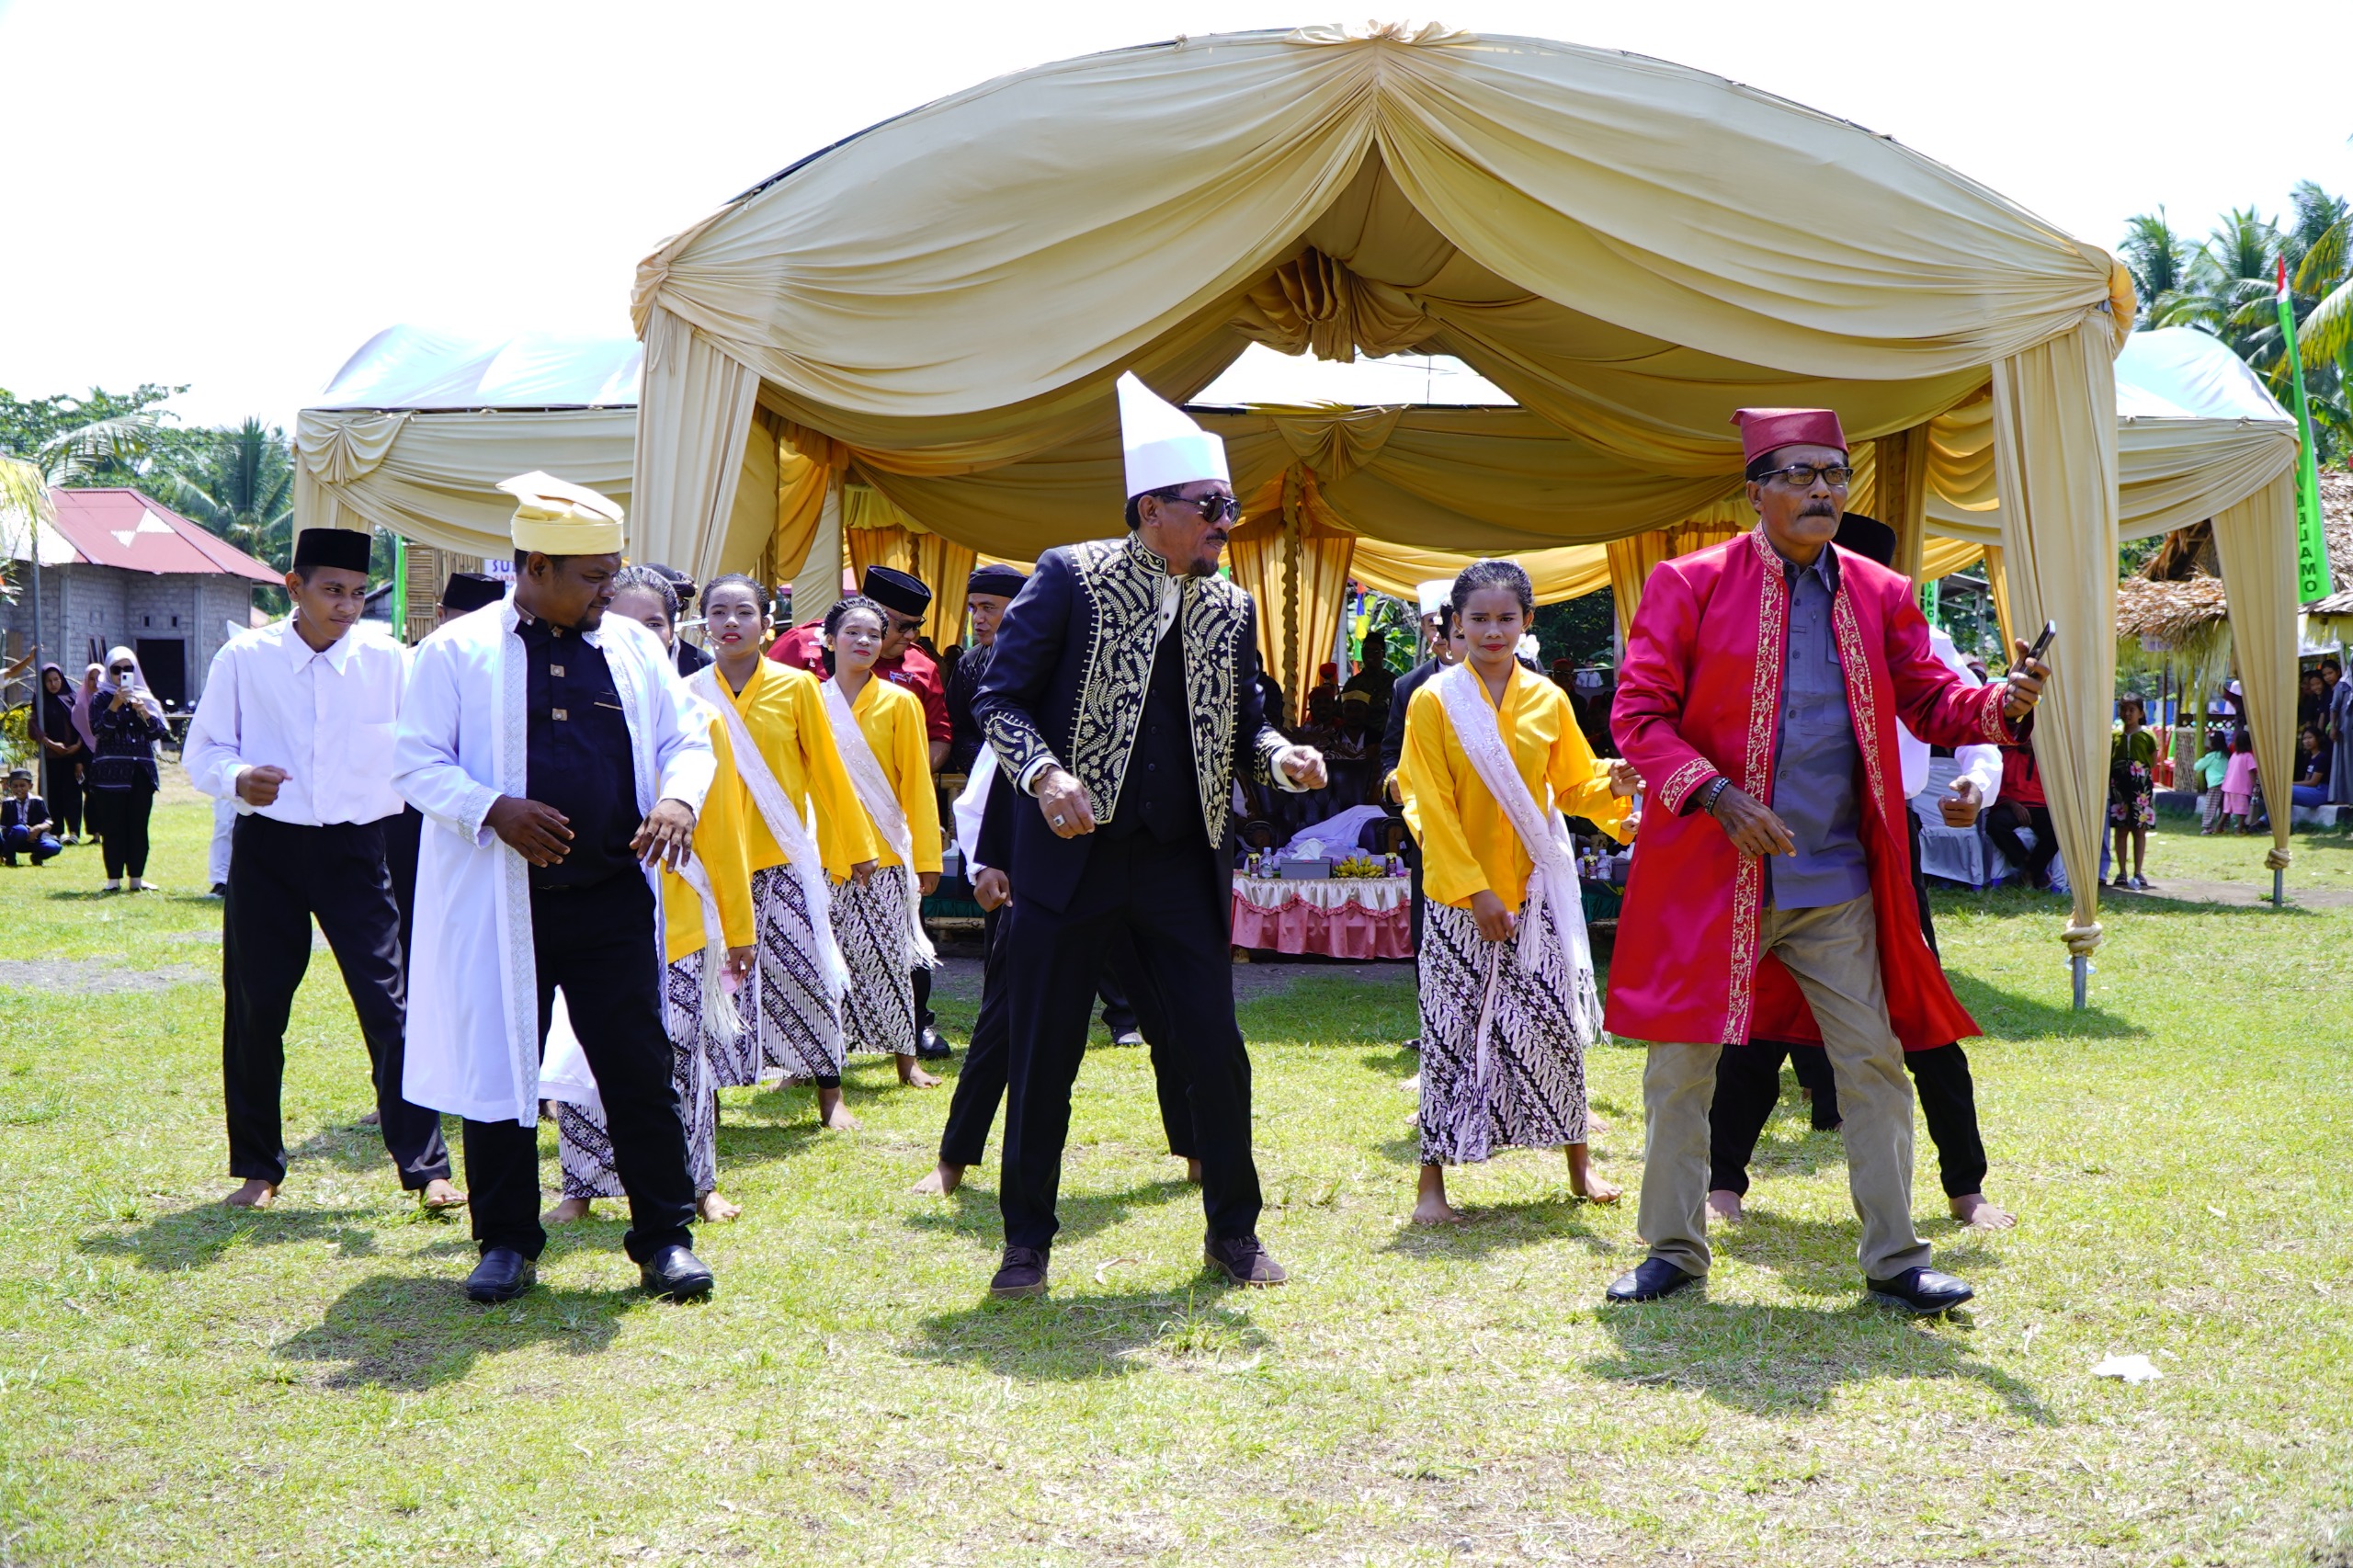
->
xmin=185 ymin=528 xmax=458 ymax=1212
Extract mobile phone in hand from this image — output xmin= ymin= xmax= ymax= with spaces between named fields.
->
xmin=2026 ymin=620 xmax=2056 ymax=663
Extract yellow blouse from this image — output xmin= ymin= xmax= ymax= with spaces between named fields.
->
xmin=721 ymin=661 xmax=876 ymax=880
xmin=841 ymin=675 xmax=943 ymax=875
xmin=661 ymin=717 xmax=757 ymax=964
xmin=1397 ymin=664 xmax=1631 ymax=913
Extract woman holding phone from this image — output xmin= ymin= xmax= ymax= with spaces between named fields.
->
xmin=85 ymin=646 xmax=169 ymax=892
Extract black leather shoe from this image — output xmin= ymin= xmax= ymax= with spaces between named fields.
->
xmin=464 ymin=1246 xmax=536 ymax=1303
xmin=1203 ymin=1233 xmax=1289 ymax=1287
xmin=1867 ymin=1266 xmax=1973 ymax=1314
xmin=640 ymin=1244 xmax=715 ymax=1301
xmin=915 ymin=1027 xmax=954 ymax=1061
xmin=1604 ymin=1258 xmax=1700 ymax=1303
xmin=989 ymin=1244 xmax=1050 ymax=1299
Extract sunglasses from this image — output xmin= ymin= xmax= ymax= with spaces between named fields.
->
xmin=1756 ymin=462 xmax=1853 ymax=490
xmin=1154 ymin=488 xmax=1240 ymax=525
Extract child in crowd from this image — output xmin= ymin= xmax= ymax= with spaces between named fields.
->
xmin=2192 ymin=730 xmax=2230 ymax=835
xmin=1 ymin=768 xmax=63 ymax=867
xmin=2222 ymin=730 xmax=2260 ymax=834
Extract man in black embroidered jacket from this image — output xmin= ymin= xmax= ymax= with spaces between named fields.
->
xmin=972 ymin=373 xmax=1325 ymax=1300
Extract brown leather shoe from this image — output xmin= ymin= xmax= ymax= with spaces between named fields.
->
xmin=1203 ymin=1233 xmax=1288 ymax=1287
xmin=989 ymin=1244 xmax=1050 ymax=1299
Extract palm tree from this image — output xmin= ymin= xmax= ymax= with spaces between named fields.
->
xmin=153 ymin=419 xmax=295 ymax=568
xmin=2119 ymin=210 xmax=2193 ymax=327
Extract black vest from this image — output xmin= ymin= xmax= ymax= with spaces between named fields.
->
xmin=1104 ymin=611 xmax=1199 ymax=844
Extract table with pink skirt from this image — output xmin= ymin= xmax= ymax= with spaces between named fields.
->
xmin=1229 ymin=872 xmax=1414 ymax=960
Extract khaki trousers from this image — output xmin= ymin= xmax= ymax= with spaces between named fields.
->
xmin=1634 ymin=893 xmax=1930 ymax=1281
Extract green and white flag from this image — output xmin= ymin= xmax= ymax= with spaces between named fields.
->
xmin=2277 ymin=257 xmax=2333 ymax=603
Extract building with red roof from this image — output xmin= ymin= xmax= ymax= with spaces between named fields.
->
xmin=3 ymin=489 xmax=279 ymax=711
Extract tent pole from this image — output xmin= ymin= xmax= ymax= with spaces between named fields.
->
xmin=2072 ymin=953 xmax=2086 ymax=1009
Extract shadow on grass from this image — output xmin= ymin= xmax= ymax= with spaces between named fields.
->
xmin=908 ymin=1281 xmax=1268 ymax=1381
xmin=78 ymin=1199 xmax=467 ymax=1272
xmin=1382 ymin=1193 xmax=1618 ymax=1259
xmin=900 ymin=1174 xmax=1194 ymax=1247
xmin=1701 ymin=1208 xmax=2014 ymax=1304
xmin=1945 ymin=972 xmax=2144 ymax=1041
xmin=1355 ymin=1046 xmax=1418 ymax=1081
xmin=1589 ymin=1297 xmax=2051 ymax=1421
xmin=274 ymin=1272 xmax=633 ymax=1391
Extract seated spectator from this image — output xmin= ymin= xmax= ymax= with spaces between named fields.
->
xmin=1304 ymin=662 xmax=1343 ymax=723
xmin=1343 ymin=633 xmax=1395 ymax=722
xmin=1235 ymin=818 xmax=1279 ymax=869
xmin=2299 ymin=670 xmax=2326 ymax=731
xmin=2292 ymin=725 xmax=2332 ymax=811
xmin=1984 ymin=740 xmax=2057 ymax=890
xmin=1 ymin=768 xmax=63 ymax=868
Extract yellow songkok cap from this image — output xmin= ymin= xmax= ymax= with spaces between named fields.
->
xmin=498 ymin=471 xmax=625 ymax=555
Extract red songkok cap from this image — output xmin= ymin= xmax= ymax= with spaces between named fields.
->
xmin=1319 ymin=662 xmax=1339 ymax=681
xmin=1731 ymin=407 xmax=1847 ymax=465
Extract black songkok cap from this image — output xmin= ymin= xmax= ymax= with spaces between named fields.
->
xmin=291 ymin=528 xmax=372 ymax=574
xmin=861 ymin=564 xmax=933 ymax=617
xmin=1834 ymin=512 xmax=1897 ymax=570
xmin=438 ymin=572 xmax=506 ymax=615
xmin=966 ymin=562 xmax=1028 ymax=598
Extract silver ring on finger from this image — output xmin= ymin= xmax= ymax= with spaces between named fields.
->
xmin=1051 ymin=814 xmax=1067 ymax=828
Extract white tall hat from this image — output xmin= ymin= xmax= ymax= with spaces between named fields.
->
xmin=1117 ymin=372 xmax=1229 ymax=499
xmin=1416 ymin=578 xmax=1453 ymax=618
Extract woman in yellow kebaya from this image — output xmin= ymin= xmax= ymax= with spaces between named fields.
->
xmin=1396 ymin=559 xmax=1638 ymax=1224
xmin=819 ymin=595 xmax=946 ymax=1090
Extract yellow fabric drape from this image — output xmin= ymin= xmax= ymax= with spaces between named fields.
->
xmin=2207 ymin=472 xmax=2299 ymax=873
xmin=768 ymin=419 xmax=847 ymax=585
xmin=1981 ymin=544 xmax=2017 ymax=651
xmin=842 ymin=487 xmax=979 ymax=648
xmin=1990 ymin=315 xmax=2121 ymax=954
xmin=1605 ymin=522 xmax=1747 ymax=640
xmin=1229 ymin=474 xmax=1355 ymax=720
xmin=788 ymin=471 xmax=845 ymax=630
xmin=1873 ymin=426 xmax=1931 ymax=583
xmin=1347 ymin=539 xmax=1609 ymax=605
xmin=1920 ymin=536 xmax=1984 ymax=582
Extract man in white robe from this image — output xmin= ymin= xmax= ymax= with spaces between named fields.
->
xmin=395 ymin=472 xmax=720 ymax=1304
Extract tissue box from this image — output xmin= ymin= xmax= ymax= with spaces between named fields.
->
xmin=1279 ymin=858 xmax=1334 ymax=879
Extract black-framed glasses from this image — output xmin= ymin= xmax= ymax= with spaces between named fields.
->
xmin=1154 ymin=487 xmax=1240 ymax=525
xmin=1757 ymin=462 xmax=1853 ymax=490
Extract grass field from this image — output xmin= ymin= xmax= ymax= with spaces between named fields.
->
xmin=1 ymin=794 xmax=2347 ymax=1566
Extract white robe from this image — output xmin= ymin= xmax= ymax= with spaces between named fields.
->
xmin=393 ymin=599 xmax=716 ymax=1128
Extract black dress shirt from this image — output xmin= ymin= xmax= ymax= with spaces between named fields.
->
xmin=519 ymin=613 xmax=638 ymax=891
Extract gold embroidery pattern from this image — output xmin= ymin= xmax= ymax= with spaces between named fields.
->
xmin=1066 ymin=538 xmax=1164 ymax=824
xmin=1974 ymin=681 xmax=2010 ymax=744
xmin=1179 ymin=578 xmax=1256 ymax=845
xmin=1830 ymin=588 xmax=1896 ymax=839
xmin=1656 ymin=756 xmax=1714 ymax=813
xmin=1725 ymin=529 xmax=1790 ymax=1044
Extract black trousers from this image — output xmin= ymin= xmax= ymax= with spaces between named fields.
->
xmin=42 ymin=754 xmax=84 ymax=837
xmin=87 ymin=785 xmax=153 ymax=878
xmin=1711 ymin=806 xmax=1992 ymax=1200
xmin=938 ymin=904 xmax=1194 ymax=1169
xmin=999 ymin=831 xmax=1258 ymax=1251
xmin=222 ymin=814 xmax=449 ymax=1189
xmin=460 ymin=872 xmax=694 ymax=1263
xmin=1985 ymin=799 xmax=2057 ymax=887
xmin=913 ymin=963 xmax=934 ymax=1041
xmin=385 ymin=805 xmax=424 ymax=968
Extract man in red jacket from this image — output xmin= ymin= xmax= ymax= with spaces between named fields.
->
xmin=1605 ymin=407 xmax=2048 ymax=1314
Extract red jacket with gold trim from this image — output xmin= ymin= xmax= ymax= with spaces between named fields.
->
xmin=1605 ymin=529 xmax=2012 ymax=1050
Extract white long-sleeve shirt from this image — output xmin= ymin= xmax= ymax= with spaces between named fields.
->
xmin=183 ymin=618 xmax=408 ymax=826
xmin=1901 ymin=627 xmax=2002 ymax=808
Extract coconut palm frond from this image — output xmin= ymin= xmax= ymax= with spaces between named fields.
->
xmin=39 ymin=411 xmax=163 ymax=483
xmin=2302 ymin=278 xmax=2353 ymax=370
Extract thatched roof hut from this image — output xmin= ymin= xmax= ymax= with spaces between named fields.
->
xmin=2116 ymin=473 xmax=2353 ymax=676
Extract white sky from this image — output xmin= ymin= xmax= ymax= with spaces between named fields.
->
xmin=4 ymin=0 xmax=2348 ymax=432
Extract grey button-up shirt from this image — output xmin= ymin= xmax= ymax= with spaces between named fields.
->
xmin=1768 ymin=546 xmax=1870 ymax=908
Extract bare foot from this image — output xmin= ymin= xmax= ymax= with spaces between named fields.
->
xmin=817 ymin=1087 xmax=859 ymax=1131
xmin=419 ymin=1178 xmax=467 ymax=1211
xmin=224 ymin=1177 xmax=277 ymax=1210
xmin=1707 ymin=1188 xmax=1745 ymax=1223
xmin=1951 ymin=1192 xmax=2017 ymax=1230
xmin=542 ymin=1196 xmax=594 ymax=1225
xmin=1566 ymin=1145 xmax=1620 ymax=1204
xmin=698 ymin=1191 xmax=742 ymax=1223
xmin=896 ymin=1056 xmax=941 ymax=1089
xmin=1411 ymin=1192 xmax=1465 ymax=1224
xmin=1185 ymin=1158 xmax=1202 ymax=1185
xmin=914 ymin=1163 xmax=964 ymax=1197
xmin=358 ymin=1108 xmax=381 ymax=1127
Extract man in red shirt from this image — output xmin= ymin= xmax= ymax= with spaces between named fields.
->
xmin=767 ymin=565 xmax=951 ymax=769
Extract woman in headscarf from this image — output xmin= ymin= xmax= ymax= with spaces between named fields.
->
xmin=85 ymin=646 xmax=169 ymax=892
xmin=33 ymin=663 xmax=94 ymax=844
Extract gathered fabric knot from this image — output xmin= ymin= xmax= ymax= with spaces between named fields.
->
xmin=2264 ymin=845 xmax=2292 ymax=872
xmin=2061 ymin=921 xmax=2103 ymax=958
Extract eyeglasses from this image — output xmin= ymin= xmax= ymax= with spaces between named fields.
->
xmin=1756 ymin=462 xmax=1853 ymax=490
xmin=108 ymin=665 xmax=133 ymax=676
xmin=1154 ymin=488 xmax=1241 ymax=525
